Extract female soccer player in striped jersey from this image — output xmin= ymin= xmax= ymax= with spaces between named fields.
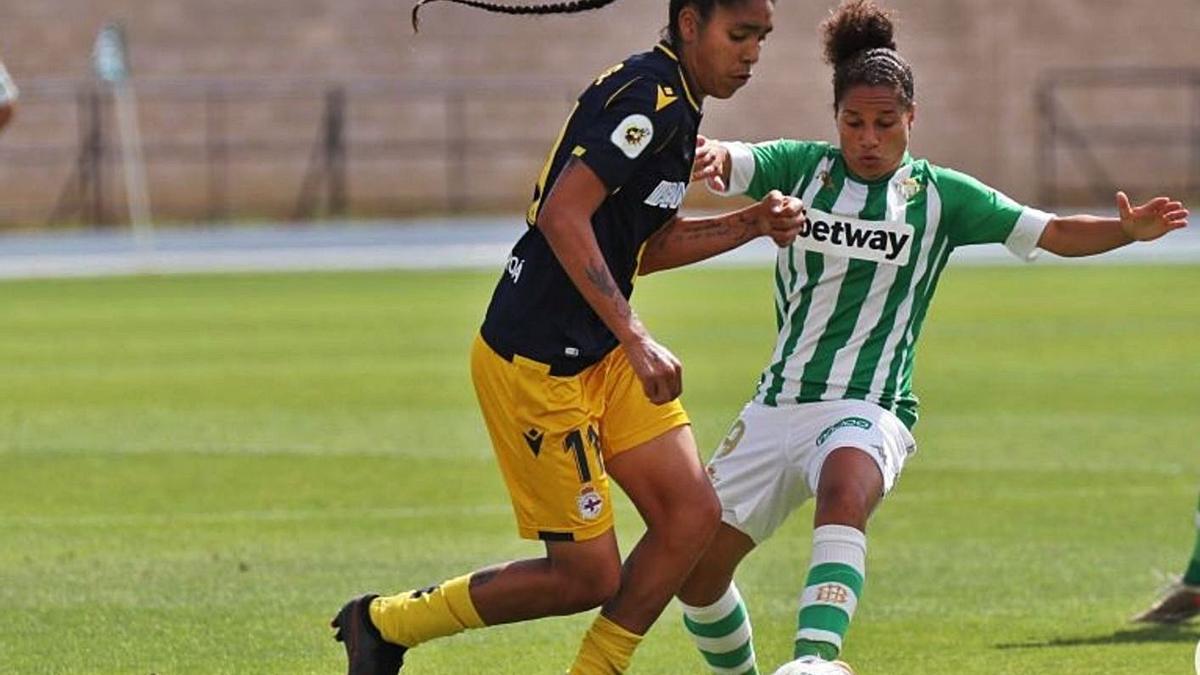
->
xmin=677 ymin=2 xmax=1190 ymax=674
xmin=333 ymin=2 xmax=803 ymax=675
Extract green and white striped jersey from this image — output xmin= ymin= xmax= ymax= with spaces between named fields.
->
xmin=722 ymin=140 xmax=1053 ymax=428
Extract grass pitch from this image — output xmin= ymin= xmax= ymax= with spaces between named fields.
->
xmin=0 ymin=263 xmax=1197 ymax=674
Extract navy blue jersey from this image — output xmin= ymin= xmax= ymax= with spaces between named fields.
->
xmin=480 ymin=43 xmax=703 ymax=375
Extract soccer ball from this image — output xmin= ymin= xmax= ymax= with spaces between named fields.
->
xmin=770 ymin=656 xmax=854 ymax=675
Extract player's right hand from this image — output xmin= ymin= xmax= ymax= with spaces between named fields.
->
xmin=756 ymin=189 xmax=806 ymax=248
xmin=620 ymin=334 xmax=683 ymax=405
xmin=692 ymin=135 xmax=730 ymax=192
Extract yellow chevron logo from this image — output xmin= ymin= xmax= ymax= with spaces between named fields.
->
xmin=655 ymin=85 xmax=678 ymax=112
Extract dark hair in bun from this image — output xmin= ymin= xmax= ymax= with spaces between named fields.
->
xmin=820 ymin=0 xmax=913 ymax=110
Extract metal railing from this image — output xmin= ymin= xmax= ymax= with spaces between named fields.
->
xmin=0 ymin=77 xmax=579 ymax=226
xmin=1037 ymin=67 xmax=1200 ymax=205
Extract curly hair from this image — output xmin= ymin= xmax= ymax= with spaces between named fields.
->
xmin=820 ymin=0 xmax=914 ymax=110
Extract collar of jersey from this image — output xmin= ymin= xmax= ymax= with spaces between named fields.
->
xmin=653 ymin=41 xmax=702 ymax=113
xmin=840 ymin=150 xmax=914 ymax=186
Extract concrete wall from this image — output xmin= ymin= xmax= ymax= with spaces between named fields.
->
xmin=0 ymin=0 xmax=1197 ymax=225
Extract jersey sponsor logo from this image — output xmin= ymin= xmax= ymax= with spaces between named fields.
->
xmin=816 ymin=416 xmax=874 ymax=446
xmin=577 ymin=486 xmax=604 ymax=520
xmin=505 ymin=254 xmax=525 ymax=284
xmin=799 ymin=209 xmax=915 ymax=266
xmin=611 ymin=114 xmax=654 ymax=159
xmin=655 ymin=84 xmax=678 ymax=112
xmin=644 ymin=180 xmax=686 ymax=209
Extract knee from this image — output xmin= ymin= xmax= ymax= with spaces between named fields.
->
xmin=551 ymin=557 xmax=621 ymax=614
xmin=814 ymin=474 xmax=876 ymax=529
xmin=814 ymin=447 xmax=884 ymax=526
xmin=651 ymin=484 xmax=722 ymax=550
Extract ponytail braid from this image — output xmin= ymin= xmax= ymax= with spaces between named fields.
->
xmin=412 ymin=0 xmax=619 ymax=32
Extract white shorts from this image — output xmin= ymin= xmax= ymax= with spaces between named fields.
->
xmin=706 ymin=399 xmax=917 ymax=544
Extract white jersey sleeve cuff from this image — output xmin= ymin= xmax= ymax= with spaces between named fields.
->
xmin=707 ymin=141 xmax=756 ymax=196
xmin=1004 ymin=207 xmax=1055 ymax=262
xmin=0 ymin=60 xmax=17 ymax=105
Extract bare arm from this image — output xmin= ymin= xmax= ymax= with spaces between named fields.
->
xmin=0 ymin=58 xmax=16 ymax=133
xmin=536 ymin=157 xmax=682 ymax=404
xmin=639 ymin=190 xmax=805 ymax=275
xmin=1039 ymin=192 xmax=1188 ymax=257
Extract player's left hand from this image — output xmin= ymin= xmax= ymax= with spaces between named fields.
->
xmin=756 ymin=189 xmax=806 ymax=248
xmin=1117 ymin=191 xmax=1189 ymax=242
xmin=692 ymin=135 xmax=730 ymax=192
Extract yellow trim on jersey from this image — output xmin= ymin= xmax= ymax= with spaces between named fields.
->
xmin=605 ymin=76 xmax=643 ymax=109
xmin=653 ymin=43 xmax=701 ymax=112
xmin=527 ymin=102 xmax=581 ymax=226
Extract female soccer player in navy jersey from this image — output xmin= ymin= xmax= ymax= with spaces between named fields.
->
xmin=332 ymin=2 xmax=808 ymax=673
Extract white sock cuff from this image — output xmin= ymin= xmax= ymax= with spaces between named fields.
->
xmin=680 ymin=582 xmax=745 ymax=624
xmin=810 ymin=525 xmax=866 ymax=574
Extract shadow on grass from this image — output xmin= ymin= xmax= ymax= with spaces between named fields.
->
xmin=995 ymin=623 xmax=1199 ymax=650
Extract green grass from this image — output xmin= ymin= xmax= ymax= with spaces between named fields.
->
xmin=0 ymin=263 xmax=1197 ymax=674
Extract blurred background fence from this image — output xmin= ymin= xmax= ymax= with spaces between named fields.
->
xmin=0 ymin=76 xmax=578 ymax=227
xmin=1038 ymin=67 xmax=1200 ymax=207
xmin=2 ymin=1 xmax=1200 ymax=230
xmin=4 ymin=67 xmax=1200 ymax=229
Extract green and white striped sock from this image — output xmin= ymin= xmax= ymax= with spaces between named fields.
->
xmin=794 ymin=524 xmax=866 ymax=661
xmin=1184 ymin=494 xmax=1200 ymax=586
xmin=681 ymin=582 xmax=758 ymax=675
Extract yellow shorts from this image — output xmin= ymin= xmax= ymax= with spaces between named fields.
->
xmin=471 ymin=334 xmax=690 ymax=542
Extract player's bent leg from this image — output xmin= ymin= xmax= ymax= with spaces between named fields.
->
xmin=469 ymin=532 xmax=622 ymax=623
xmin=335 ymin=533 xmax=621 ymax=674
xmin=602 ymin=425 xmax=721 ymax=632
xmin=568 ymin=425 xmax=721 ymax=674
xmin=678 ymin=523 xmax=760 ymax=675
xmin=792 ymin=447 xmax=883 ymax=666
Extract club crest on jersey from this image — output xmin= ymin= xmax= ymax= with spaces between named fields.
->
xmin=644 ymin=180 xmax=686 ymax=209
xmin=577 ymin=487 xmax=604 ymax=521
xmin=898 ymin=177 xmax=924 ymax=200
xmin=798 ymin=209 xmax=915 ymax=266
xmin=611 ymin=114 xmax=654 ymax=159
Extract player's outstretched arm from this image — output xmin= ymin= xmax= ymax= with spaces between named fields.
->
xmin=1038 ymin=191 xmax=1189 ymax=257
xmin=536 ymin=157 xmax=683 ymax=404
xmin=638 ymin=191 xmax=806 ymax=275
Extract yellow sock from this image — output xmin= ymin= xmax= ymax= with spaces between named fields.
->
xmin=368 ymin=573 xmax=486 ymax=648
xmin=568 ymin=614 xmax=643 ymax=675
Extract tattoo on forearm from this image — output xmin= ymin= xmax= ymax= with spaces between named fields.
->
xmin=584 ymin=259 xmax=618 ymax=297
xmin=651 ymin=212 xmax=757 ymax=252
xmin=584 ymin=258 xmax=631 ymax=319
